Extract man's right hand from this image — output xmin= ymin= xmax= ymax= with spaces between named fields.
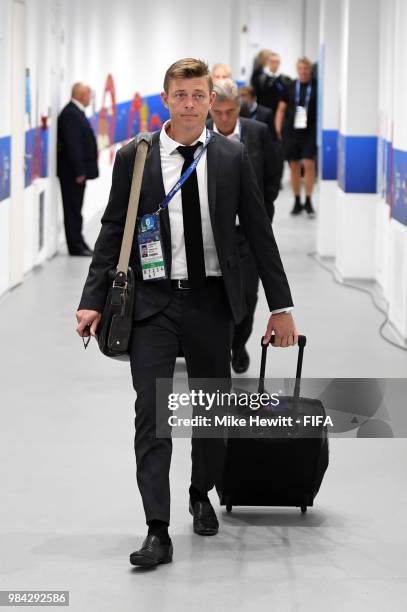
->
xmin=76 ymin=309 xmax=101 ymax=337
xmin=76 ymin=175 xmax=86 ymax=184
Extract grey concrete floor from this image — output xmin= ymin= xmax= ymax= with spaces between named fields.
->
xmin=0 ymin=179 xmax=406 ymax=611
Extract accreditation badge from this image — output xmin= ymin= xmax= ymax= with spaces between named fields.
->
xmin=294 ymin=105 xmax=307 ymax=129
xmin=137 ymin=213 xmax=167 ymax=281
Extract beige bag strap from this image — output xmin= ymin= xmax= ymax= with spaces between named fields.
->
xmin=116 ymin=133 xmax=152 ymax=276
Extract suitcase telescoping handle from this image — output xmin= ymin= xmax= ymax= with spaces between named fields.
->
xmin=258 ymin=335 xmax=307 ymax=396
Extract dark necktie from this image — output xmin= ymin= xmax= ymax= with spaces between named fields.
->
xmin=177 ymin=143 xmax=206 ymax=287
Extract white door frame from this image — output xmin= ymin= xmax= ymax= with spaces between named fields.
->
xmin=48 ymin=2 xmax=65 ymax=258
xmin=9 ymin=0 xmax=26 ymax=288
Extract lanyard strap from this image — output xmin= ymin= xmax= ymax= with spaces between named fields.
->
xmin=295 ymin=80 xmax=312 ymax=109
xmin=158 ymin=130 xmax=211 ymax=213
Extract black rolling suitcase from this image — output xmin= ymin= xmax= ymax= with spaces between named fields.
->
xmin=220 ymin=335 xmax=329 ymax=514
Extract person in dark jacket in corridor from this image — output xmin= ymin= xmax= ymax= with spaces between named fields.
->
xmin=57 ymin=82 xmax=99 ymax=256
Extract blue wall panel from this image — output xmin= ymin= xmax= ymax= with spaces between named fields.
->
xmin=321 ymin=129 xmax=338 ymax=180
xmin=338 ymin=134 xmax=377 ymax=193
xmin=0 ymin=136 xmax=11 ymax=203
xmin=385 ymin=140 xmax=392 ymax=205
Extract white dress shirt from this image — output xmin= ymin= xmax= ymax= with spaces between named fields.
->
xmin=159 ymin=120 xmax=221 ymax=279
xmin=263 ymin=67 xmax=280 ymax=79
xmin=212 ymin=119 xmax=241 ymax=142
xmin=159 ymin=120 xmax=292 ymax=315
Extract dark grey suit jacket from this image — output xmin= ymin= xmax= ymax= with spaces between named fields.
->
xmin=207 ymin=117 xmax=281 ymax=220
xmin=78 ymin=130 xmax=293 ymax=323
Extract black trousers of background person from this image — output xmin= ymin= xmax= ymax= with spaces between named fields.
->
xmin=232 ymin=226 xmax=260 ymax=354
xmin=59 ymin=176 xmax=86 ymax=254
xmin=129 ymin=279 xmax=234 ymax=525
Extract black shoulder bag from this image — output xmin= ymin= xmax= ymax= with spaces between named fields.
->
xmin=96 ymin=133 xmax=152 ymax=360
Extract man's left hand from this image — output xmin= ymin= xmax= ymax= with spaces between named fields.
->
xmin=263 ymin=312 xmax=298 ymax=347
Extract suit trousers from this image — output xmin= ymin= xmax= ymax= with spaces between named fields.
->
xmin=59 ymin=176 xmax=86 ymax=254
xmin=129 ymin=279 xmax=234 ymax=525
xmin=232 ymin=226 xmax=260 ymax=353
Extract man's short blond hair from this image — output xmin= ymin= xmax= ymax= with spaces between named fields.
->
xmin=163 ymin=58 xmax=213 ymax=93
xmin=254 ymin=49 xmax=272 ymax=69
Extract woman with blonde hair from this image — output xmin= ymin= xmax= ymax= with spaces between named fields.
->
xmin=253 ymin=48 xmax=272 ymax=70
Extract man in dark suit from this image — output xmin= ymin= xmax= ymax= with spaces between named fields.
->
xmin=240 ymin=84 xmax=285 ymax=190
xmin=250 ymin=52 xmax=291 ymax=116
xmin=239 ymin=85 xmax=276 ymax=138
xmin=76 ymin=59 xmax=297 ymax=568
xmin=57 ymin=83 xmax=99 ymax=256
xmin=208 ymin=78 xmax=283 ymax=374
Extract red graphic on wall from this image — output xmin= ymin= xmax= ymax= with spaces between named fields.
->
xmin=127 ymin=92 xmax=163 ymax=137
xmin=33 ymin=127 xmax=42 ymax=179
xmin=97 ymin=73 xmax=117 ymax=162
xmin=127 ymin=92 xmax=143 ymax=139
xmin=148 ymin=113 xmax=163 ymax=131
xmin=94 ymin=73 xmax=167 ymax=163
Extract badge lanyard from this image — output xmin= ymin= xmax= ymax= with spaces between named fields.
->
xmin=157 ymin=129 xmax=211 ymax=215
xmin=295 ymin=80 xmax=312 ymax=111
xmin=273 ymin=77 xmax=285 ymax=93
xmin=137 ymin=129 xmax=211 ymax=282
xmin=294 ymin=80 xmax=312 ymax=130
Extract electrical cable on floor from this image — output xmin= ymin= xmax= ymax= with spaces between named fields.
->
xmin=308 ymin=251 xmax=407 ymax=352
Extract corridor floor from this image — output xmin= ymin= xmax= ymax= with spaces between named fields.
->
xmin=1 ymin=180 xmax=406 ymax=612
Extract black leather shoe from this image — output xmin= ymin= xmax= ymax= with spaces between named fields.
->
xmin=129 ymin=534 xmax=173 ymax=567
xmin=232 ymin=347 xmax=250 ymax=374
xmin=189 ymin=499 xmax=219 ymax=536
xmin=304 ymin=200 xmax=316 ymax=217
xmin=290 ymin=201 xmax=303 ymax=215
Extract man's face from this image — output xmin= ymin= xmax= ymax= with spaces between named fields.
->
xmin=81 ymin=87 xmax=92 ymax=107
xmin=268 ymin=56 xmax=280 ymax=74
xmin=297 ymin=62 xmax=312 ymax=83
xmin=212 ymin=66 xmax=231 ymax=82
xmin=240 ymin=91 xmax=255 ymax=107
xmin=161 ymin=77 xmax=214 ymax=132
xmin=210 ymin=98 xmax=240 ymax=136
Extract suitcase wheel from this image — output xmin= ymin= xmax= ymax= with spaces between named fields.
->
xmin=301 ymin=504 xmax=307 ymax=514
xmin=226 ymin=503 xmax=232 ymax=513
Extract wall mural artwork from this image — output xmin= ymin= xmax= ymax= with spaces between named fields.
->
xmin=385 ymin=139 xmax=393 ymax=208
xmin=1 ymin=72 xmax=170 ymax=198
xmin=0 ymin=136 xmax=11 ymax=203
xmin=25 ymin=127 xmax=49 ymax=188
xmin=392 ymin=148 xmax=407 ymax=227
xmin=24 ymin=67 xmax=49 ymax=188
xmin=96 ymin=73 xmax=117 ymax=160
xmin=378 ymin=124 xmax=407 ymax=227
xmin=94 ymin=73 xmax=170 ymax=161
